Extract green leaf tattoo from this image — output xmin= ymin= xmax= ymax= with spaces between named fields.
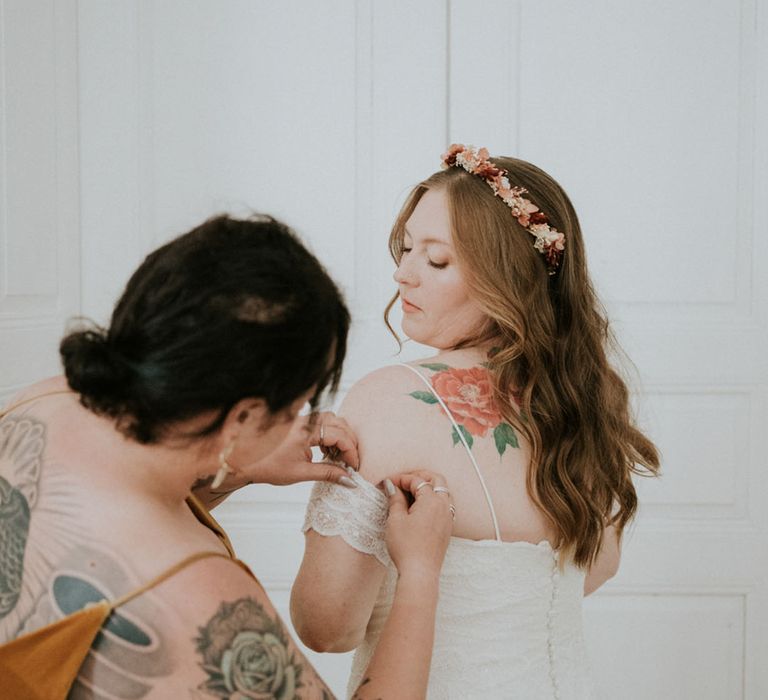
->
xmin=409 ymin=390 xmax=439 ymax=405
xmin=419 ymin=362 xmax=450 ymax=371
xmin=493 ymin=422 xmax=519 ymax=456
xmin=451 ymin=424 xmax=474 ymax=450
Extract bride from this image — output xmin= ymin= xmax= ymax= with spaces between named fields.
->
xmin=290 ymin=145 xmax=660 ymax=699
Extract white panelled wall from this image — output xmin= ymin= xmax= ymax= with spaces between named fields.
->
xmin=1 ymin=1 xmax=767 ymax=698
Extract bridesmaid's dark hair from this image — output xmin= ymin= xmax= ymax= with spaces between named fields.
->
xmin=60 ymin=214 xmax=349 ymax=443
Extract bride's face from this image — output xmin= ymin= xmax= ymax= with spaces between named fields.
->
xmin=393 ymin=188 xmax=487 ymax=349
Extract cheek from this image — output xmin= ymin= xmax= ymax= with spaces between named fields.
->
xmin=431 ymin=272 xmax=473 ymax=315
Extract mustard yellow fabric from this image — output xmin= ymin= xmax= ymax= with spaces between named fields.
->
xmin=0 ymin=515 xmax=253 ymax=699
xmin=0 ymin=392 xmax=259 ymax=698
xmin=187 ymin=492 xmax=238 ymax=557
xmin=0 ymin=601 xmax=110 ymax=700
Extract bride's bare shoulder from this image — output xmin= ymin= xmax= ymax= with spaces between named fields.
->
xmin=341 ymin=354 xmax=443 ymax=407
xmin=341 ymin=350 xmax=486 ymax=411
xmin=338 ymin=350 xmax=486 ymax=482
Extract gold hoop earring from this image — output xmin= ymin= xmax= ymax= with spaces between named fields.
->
xmin=211 ymin=440 xmax=236 ymax=490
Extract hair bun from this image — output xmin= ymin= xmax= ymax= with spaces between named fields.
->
xmin=60 ymin=328 xmax=133 ymax=414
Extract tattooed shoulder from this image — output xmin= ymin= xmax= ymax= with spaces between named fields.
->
xmin=407 ymin=363 xmax=519 ymax=456
xmin=0 ymin=413 xmax=46 ymax=628
xmin=194 ymin=595 xmax=335 ymax=700
xmin=1 ymin=411 xmax=178 ymax=698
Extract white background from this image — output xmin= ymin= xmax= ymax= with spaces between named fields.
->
xmin=1 ymin=1 xmax=767 ymax=698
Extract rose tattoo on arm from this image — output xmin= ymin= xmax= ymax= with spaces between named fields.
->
xmin=195 ymin=597 xmax=304 ymax=699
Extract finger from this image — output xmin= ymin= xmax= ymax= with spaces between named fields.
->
xmin=383 ymin=478 xmax=408 ymax=516
xmin=389 ymin=470 xmax=447 ymax=496
xmin=311 ymin=412 xmax=352 ymax=441
xmin=297 ymin=462 xmax=358 ymax=488
xmin=407 ymin=468 xmax=446 ymax=487
xmin=303 ymin=411 xmax=330 ymax=444
xmin=427 ymin=472 xmax=448 ymax=490
xmin=312 ymin=414 xmax=360 ymax=466
xmin=386 ymin=472 xmax=428 ymax=493
xmin=318 ymin=427 xmax=360 ymax=468
xmin=322 ymin=414 xmax=354 ymax=435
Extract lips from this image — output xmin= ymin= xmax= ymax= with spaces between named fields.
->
xmin=401 ymin=297 xmax=421 ymax=312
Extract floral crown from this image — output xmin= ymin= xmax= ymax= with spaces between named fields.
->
xmin=441 ymin=144 xmax=566 ymax=274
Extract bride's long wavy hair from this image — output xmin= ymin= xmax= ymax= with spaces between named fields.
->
xmin=385 ymin=157 xmax=660 ymax=567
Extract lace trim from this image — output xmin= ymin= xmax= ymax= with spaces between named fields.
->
xmin=302 ymin=470 xmax=393 ymax=568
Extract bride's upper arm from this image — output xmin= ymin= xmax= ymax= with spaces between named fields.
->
xmin=291 ymin=530 xmax=387 ymax=652
xmin=338 ymin=366 xmax=421 ymax=483
xmin=290 ymin=367 xmax=413 ymax=652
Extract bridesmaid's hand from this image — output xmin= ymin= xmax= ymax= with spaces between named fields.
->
xmin=383 ymin=470 xmax=454 ymax=580
xmin=240 ymin=411 xmax=360 ymax=487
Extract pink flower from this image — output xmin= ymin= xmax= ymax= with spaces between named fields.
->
xmin=432 ymin=367 xmax=501 ymax=437
xmin=457 ymin=150 xmax=479 ymax=170
xmin=441 ymin=143 xmax=465 ymax=167
xmin=475 ymin=161 xmax=502 ymax=179
xmin=513 ymin=197 xmax=539 ymax=226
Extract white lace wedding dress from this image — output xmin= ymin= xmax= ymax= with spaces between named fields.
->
xmin=303 ymin=365 xmax=595 ymax=699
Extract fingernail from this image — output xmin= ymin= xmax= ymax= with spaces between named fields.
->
xmin=384 ymin=478 xmax=396 ymax=496
xmin=339 ymin=476 xmax=357 ymax=488
xmin=346 ymin=465 xmax=356 ymax=474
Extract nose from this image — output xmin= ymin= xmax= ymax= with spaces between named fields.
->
xmin=393 ymin=255 xmax=418 ymax=286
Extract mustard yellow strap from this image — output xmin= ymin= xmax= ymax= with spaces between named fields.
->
xmin=0 ymin=389 xmax=74 ymax=419
xmin=186 ymin=492 xmax=238 ymax=558
xmin=109 ymin=551 xmax=234 ymax=611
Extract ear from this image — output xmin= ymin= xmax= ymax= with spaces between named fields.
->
xmin=220 ymin=398 xmax=269 ymax=444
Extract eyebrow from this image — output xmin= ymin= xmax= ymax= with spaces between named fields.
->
xmin=403 ymin=227 xmax=450 ymax=246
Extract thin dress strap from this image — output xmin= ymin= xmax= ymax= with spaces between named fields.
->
xmin=0 ymin=389 xmax=74 ymax=419
xmin=398 ymin=362 xmax=502 ymax=542
xmin=108 ymin=551 xmax=234 ymax=610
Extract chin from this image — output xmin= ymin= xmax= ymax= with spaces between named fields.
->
xmin=401 ymin=322 xmax=448 ymax=350
xmin=401 ymin=319 xmax=430 ymax=346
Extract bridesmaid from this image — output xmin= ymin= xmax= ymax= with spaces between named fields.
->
xmin=0 ymin=214 xmax=453 ymax=699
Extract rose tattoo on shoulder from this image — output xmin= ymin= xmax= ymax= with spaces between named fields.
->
xmin=409 ymin=363 xmax=520 ymax=456
xmin=195 ymin=597 xmax=302 ymax=700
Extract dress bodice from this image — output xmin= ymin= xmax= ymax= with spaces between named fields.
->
xmin=304 ymin=473 xmax=595 ymax=699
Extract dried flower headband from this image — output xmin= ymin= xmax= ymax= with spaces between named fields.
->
xmin=441 ymin=144 xmax=566 ymax=274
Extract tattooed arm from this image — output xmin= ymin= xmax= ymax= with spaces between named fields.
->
xmin=182 ymin=498 xmax=450 ymax=700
